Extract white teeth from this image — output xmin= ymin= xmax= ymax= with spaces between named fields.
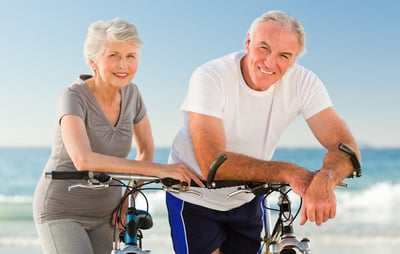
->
xmin=259 ymin=66 xmax=274 ymax=75
xmin=114 ymin=73 xmax=128 ymax=77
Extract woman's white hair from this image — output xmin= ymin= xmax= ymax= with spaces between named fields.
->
xmin=83 ymin=18 xmax=142 ymax=64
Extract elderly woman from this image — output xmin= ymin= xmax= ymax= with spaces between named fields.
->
xmin=33 ymin=18 xmax=202 ymax=254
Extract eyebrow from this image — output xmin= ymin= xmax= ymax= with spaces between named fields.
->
xmin=107 ymin=50 xmax=138 ymax=55
xmin=259 ymin=41 xmax=294 ymax=58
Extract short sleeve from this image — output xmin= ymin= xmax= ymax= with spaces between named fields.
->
xmin=132 ymin=85 xmax=147 ymax=124
xmin=181 ymin=64 xmax=225 ymax=118
xmin=296 ymin=68 xmax=333 ymax=120
xmin=56 ymin=87 xmax=86 ymax=125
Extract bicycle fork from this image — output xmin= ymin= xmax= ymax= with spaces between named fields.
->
xmin=112 ymin=180 xmax=151 ymax=254
xmin=262 ymin=185 xmax=311 ymax=254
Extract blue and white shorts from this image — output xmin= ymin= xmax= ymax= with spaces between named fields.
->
xmin=166 ymin=193 xmax=263 ymax=254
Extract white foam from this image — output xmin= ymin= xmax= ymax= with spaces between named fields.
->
xmin=0 ymin=195 xmax=32 ymax=203
xmin=0 ymin=237 xmax=40 ymax=247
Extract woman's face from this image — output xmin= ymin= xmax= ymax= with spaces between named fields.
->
xmin=94 ymin=41 xmax=139 ymax=88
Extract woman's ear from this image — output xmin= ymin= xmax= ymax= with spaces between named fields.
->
xmin=89 ymin=59 xmax=97 ymax=71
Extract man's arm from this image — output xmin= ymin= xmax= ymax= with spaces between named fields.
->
xmin=189 ymin=112 xmax=314 ymax=196
xmin=300 ymin=107 xmax=361 ymax=225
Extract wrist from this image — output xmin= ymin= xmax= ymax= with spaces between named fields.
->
xmin=316 ymin=170 xmax=337 ymax=189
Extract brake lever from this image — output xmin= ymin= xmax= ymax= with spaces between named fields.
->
xmin=160 ymin=184 xmax=202 ymax=197
xmin=226 ymin=187 xmax=253 ymax=198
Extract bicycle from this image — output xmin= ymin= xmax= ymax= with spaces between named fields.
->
xmin=204 ymin=142 xmax=361 ymax=254
xmin=45 ymin=170 xmax=196 ymax=254
xmin=206 ymin=155 xmax=310 ymax=254
xmin=45 ymin=143 xmax=361 ymax=254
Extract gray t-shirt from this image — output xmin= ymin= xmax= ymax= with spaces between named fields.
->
xmin=33 ymin=75 xmax=147 ymax=223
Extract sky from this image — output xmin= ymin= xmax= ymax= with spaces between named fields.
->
xmin=0 ymin=0 xmax=399 ymax=148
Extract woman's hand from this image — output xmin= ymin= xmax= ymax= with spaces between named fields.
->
xmin=157 ymin=163 xmax=205 ymax=189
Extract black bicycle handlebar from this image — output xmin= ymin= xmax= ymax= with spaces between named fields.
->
xmin=46 ymin=170 xmax=90 ymax=180
xmin=206 ymin=153 xmax=227 ymax=188
xmin=45 ymin=171 xmax=186 ymax=188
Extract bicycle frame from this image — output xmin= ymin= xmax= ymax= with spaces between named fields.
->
xmin=111 ymin=178 xmax=152 ymax=254
xmin=260 ymin=184 xmax=311 ymax=254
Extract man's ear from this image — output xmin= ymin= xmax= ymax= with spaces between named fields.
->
xmin=244 ymin=33 xmax=251 ymax=51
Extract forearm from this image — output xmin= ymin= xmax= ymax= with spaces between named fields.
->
xmin=72 ymin=151 xmax=162 ymax=175
xmin=307 ymin=108 xmax=361 ymax=188
xmin=213 ymin=151 xmax=304 ymax=183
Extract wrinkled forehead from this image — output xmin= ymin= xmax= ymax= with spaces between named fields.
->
xmin=251 ymin=21 xmax=300 ymax=54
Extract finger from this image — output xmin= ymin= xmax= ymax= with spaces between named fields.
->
xmin=323 ymin=208 xmax=330 ymax=223
xmin=329 ymin=206 xmax=336 ymax=219
xmin=315 ymin=208 xmax=324 ymax=226
xmin=307 ymin=205 xmax=316 ymax=224
xmin=193 ymin=178 xmax=205 ymax=188
xmin=186 ymin=169 xmax=205 ymax=188
xmin=299 ymin=204 xmax=308 ymax=225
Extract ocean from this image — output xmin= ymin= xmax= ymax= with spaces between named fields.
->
xmin=1 ymin=147 xmax=399 ymax=253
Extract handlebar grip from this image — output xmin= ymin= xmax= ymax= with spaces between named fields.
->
xmin=338 ymin=143 xmax=362 ymax=178
xmin=161 ymin=178 xmax=182 ymax=187
xmin=206 ymin=153 xmax=228 ymax=188
xmin=46 ymin=171 xmax=89 ymax=180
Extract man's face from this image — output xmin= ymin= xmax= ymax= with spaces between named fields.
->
xmin=242 ymin=21 xmax=300 ymax=91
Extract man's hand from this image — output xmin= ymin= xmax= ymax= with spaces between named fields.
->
xmin=299 ymin=171 xmax=337 ymax=226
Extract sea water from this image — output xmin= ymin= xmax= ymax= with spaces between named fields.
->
xmin=1 ymin=147 xmax=399 ymax=253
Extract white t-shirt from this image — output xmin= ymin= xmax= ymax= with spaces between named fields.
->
xmin=169 ymin=50 xmax=332 ymax=211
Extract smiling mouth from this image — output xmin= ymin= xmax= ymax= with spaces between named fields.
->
xmin=258 ymin=66 xmax=274 ymax=75
xmin=114 ymin=73 xmax=128 ymax=77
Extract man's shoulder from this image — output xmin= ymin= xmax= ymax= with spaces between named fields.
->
xmin=282 ymin=64 xmax=316 ymax=81
xmin=212 ymin=50 xmax=245 ymax=63
xmin=196 ymin=50 xmax=244 ymax=75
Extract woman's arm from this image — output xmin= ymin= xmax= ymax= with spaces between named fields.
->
xmin=133 ymin=115 xmax=155 ymax=162
xmin=60 ymin=114 xmax=203 ymax=186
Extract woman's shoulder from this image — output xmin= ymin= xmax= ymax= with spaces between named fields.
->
xmin=123 ymin=82 xmax=140 ymax=96
xmin=59 ymin=75 xmax=91 ymax=102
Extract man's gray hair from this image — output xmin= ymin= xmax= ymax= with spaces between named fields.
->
xmin=248 ymin=10 xmax=306 ymax=56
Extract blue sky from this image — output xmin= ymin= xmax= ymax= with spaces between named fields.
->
xmin=1 ymin=0 xmax=399 ymax=147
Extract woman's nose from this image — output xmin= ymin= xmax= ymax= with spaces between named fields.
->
xmin=118 ymin=58 xmax=128 ymax=68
